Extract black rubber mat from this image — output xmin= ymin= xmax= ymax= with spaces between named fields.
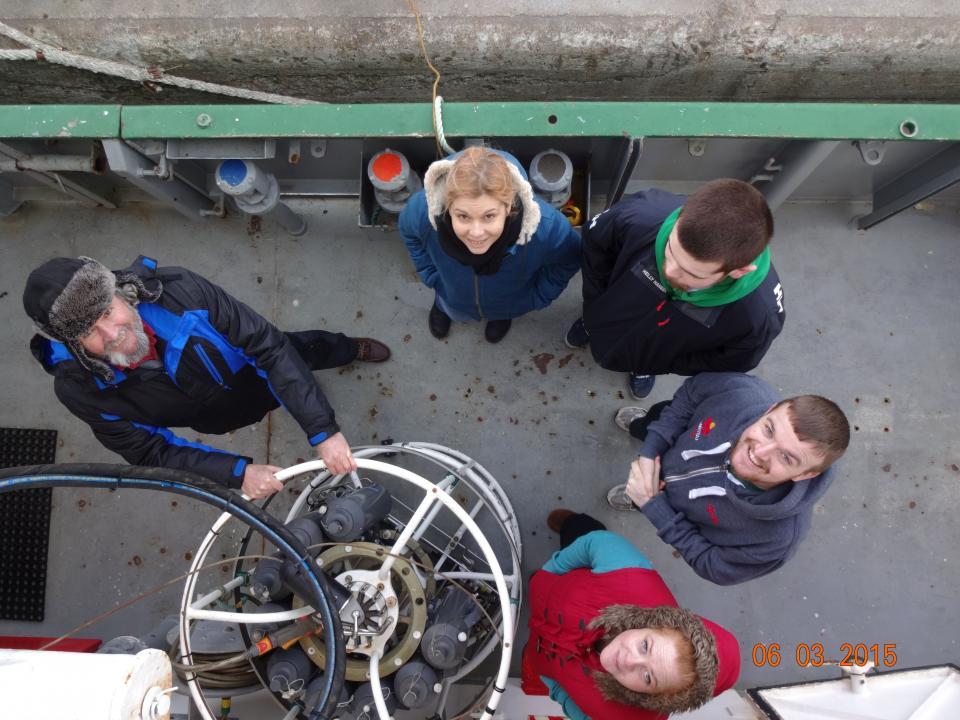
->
xmin=0 ymin=428 xmax=57 ymax=621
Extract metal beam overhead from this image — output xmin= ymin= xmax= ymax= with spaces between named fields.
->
xmin=0 ymin=140 xmax=116 ymax=208
xmin=857 ymin=143 xmax=960 ymax=229
xmin=101 ymin=139 xmax=215 ymax=220
xmin=750 ymin=140 xmax=841 ymax=210
xmin=1 ymin=102 xmax=956 ymax=142
xmin=113 ymin=102 xmax=960 ymax=141
xmin=0 ymin=105 xmax=120 ymax=139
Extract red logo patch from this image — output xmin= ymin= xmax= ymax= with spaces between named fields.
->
xmin=707 ymin=503 xmax=719 ymax=525
xmin=691 ymin=417 xmax=717 ymax=440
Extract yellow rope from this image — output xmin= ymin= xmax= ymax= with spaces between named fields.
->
xmin=406 ymin=0 xmax=445 ymax=155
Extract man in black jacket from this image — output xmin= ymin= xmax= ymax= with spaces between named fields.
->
xmin=24 ymin=255 xmax=390 ymax=498
xmin=565 ymin=180 xmax=785 ymax=399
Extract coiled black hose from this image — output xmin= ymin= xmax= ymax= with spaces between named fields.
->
xmin=0 ymin=463 xmax=346 ymax=720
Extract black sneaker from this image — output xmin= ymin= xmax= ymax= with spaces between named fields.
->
xmin=564 ymin=317 xmax=589 ymax=349
xmin=428 ymin=302 xmax=451 ymax=340
xmin=484 ymin=318 xmax=512 ymax=343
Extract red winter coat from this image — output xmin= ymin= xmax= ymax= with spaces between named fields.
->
xmin=521 ymin=566 xmax=740 ymax=719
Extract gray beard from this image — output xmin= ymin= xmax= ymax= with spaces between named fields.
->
xmin=104 ymin=309 xmax=150 ymax=367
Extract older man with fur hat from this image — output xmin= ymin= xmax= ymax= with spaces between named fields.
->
xmin=24 ymin=255 xmax=390 ymax=498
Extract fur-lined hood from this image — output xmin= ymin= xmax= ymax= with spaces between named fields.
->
xmin=422 ymin=151 xmax=542 ymax=245
xmin=589 ymin=605 xmax=725 ymax=715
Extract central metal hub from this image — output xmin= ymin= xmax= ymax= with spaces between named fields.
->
xmin=296 ymin=542 xmax=429 ymax=681
xmin=334 ymin=568 xmax=397 ymax=656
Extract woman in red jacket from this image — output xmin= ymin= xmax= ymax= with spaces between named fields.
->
xmin=522 ymin=511 xmax=741 ymax=719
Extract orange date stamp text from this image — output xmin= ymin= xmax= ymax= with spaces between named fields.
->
xmin=751 ymin=642 xmax=897 ymax=668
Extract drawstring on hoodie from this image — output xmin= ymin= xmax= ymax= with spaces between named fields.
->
xmin=656 ymin=298 xmax=671 ymax=327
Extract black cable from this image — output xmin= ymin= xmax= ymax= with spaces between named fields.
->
xmin=0 ymin=463 xmax=345 ymax=720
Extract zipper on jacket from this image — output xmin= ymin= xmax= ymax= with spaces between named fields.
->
xmin=664 ymin=460 xmax=730 ymax=484
xmin=194 ymin=344 xmax=229 ymax=388
xmin=474 ymin=274 xmax=484 ymax=319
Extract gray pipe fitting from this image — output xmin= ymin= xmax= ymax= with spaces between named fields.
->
xmin=367 ymin=149 xmax=422 ymax=214
xmin=215 ymin=159 xmax=306 ymax=236
xmin=529 ymin=148 xmax=573 ymax=207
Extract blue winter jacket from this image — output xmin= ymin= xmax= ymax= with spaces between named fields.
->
xmin=30 ymin=256 xmax=340 ymax=488
xmin=398 ymin=151 xmax=581 ymax=321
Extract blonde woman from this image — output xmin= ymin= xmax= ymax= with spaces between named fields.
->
xmin=399 ymin=147 xmax=581 ymax=343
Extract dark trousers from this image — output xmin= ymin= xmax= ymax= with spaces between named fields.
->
xmin=628 ymin=400 xmax=669 ymax=440
xmin=560 ymin=513 xmax=608 ymax=549
xmin=285 ymin=330 xmax=357 ymax=370
xmin=220 ymin=330 xmax=358 ymax=426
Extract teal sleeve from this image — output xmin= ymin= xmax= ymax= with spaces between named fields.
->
xmin=542 ymin=530 xmax=654 ymax=574
xmin=541 ymin=676 xmax=591 ymax=720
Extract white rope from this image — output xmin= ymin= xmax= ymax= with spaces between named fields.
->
xmin=0 ymin=48 xmax=36 ymax=60
xmin=0 ymin=21 xmax=318 ymax=105
xmin=433 ymin=95 xmax=455 ymax=155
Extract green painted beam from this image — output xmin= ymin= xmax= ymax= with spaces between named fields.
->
xmin=0 ymin=102 xmax=956 ymax=141
xmin=0 ymin=105 xmax=121 ymax=138
xmin=121 ymin=103 xmax=435 ymax=140
xmin=118 ymin=102 xmax=960 ymax=141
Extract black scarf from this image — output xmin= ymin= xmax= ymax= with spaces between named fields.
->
xmin=436 ymin=206 xmax=524 ymax=276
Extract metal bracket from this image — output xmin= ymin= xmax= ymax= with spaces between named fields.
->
xmin=687 ymin=138 xmax=707 ymax=157
xmin=166 ymin=138 xmax=277 ymax=160
xmin=288 ymin=140 xmax=302 ymax=165
xmin=136 ymin=152 xmax=172 ymax=180
xmin=749 ymin=157 xmax=784 ymax=184
xmin=199 ymin=193 xmax=227 ymax=218
xmin=854 ymin=140 xmax=886 ymax=166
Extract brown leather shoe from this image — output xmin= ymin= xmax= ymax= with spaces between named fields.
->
xmin=352 ymin=337 xmax=391 ymax=363
xmin=547 ymin=508 xmax=575 ymax=534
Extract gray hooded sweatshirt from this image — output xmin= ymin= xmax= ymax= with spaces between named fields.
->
xmin=638 ymin=373 xmax=837 ymax=586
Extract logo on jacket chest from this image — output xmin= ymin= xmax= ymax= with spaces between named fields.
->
xmin=640 ymin=267 xmax=667 ymax=294
xmin=690 ymin=416 xmax=716 ymax=440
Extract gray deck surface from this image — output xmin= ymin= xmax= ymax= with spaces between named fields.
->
xmin=0 ymin=193 xmax=957 ymax=698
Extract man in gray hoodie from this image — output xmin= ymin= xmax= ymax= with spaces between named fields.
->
xmin=606 ymin=373 xmax=850 ymax=585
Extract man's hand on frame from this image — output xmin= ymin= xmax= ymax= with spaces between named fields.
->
xmin=316 ymin=431 xmax=358 ymax=475
xmin=241 ymin=463 xmax=284 ymax=499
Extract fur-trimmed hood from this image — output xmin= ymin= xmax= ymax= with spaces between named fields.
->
xmin=422 ymin=151 xmax=542 ymax=245
xmin=589 ymin=604 xmax=737 ymax=715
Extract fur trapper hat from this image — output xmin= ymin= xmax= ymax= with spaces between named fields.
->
xmin=23 ymin=256 xmax=162 ymax=381
xmin=423 ymin=154 xmax=542 ymax=244
xmin=589 ymin=604 xmax=719 ymax=714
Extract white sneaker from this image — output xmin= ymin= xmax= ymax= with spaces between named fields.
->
xmin=614 ymin=406 xmax=647 ymax=433
xmin=606 ymin=483 xmax=639 ymax=511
